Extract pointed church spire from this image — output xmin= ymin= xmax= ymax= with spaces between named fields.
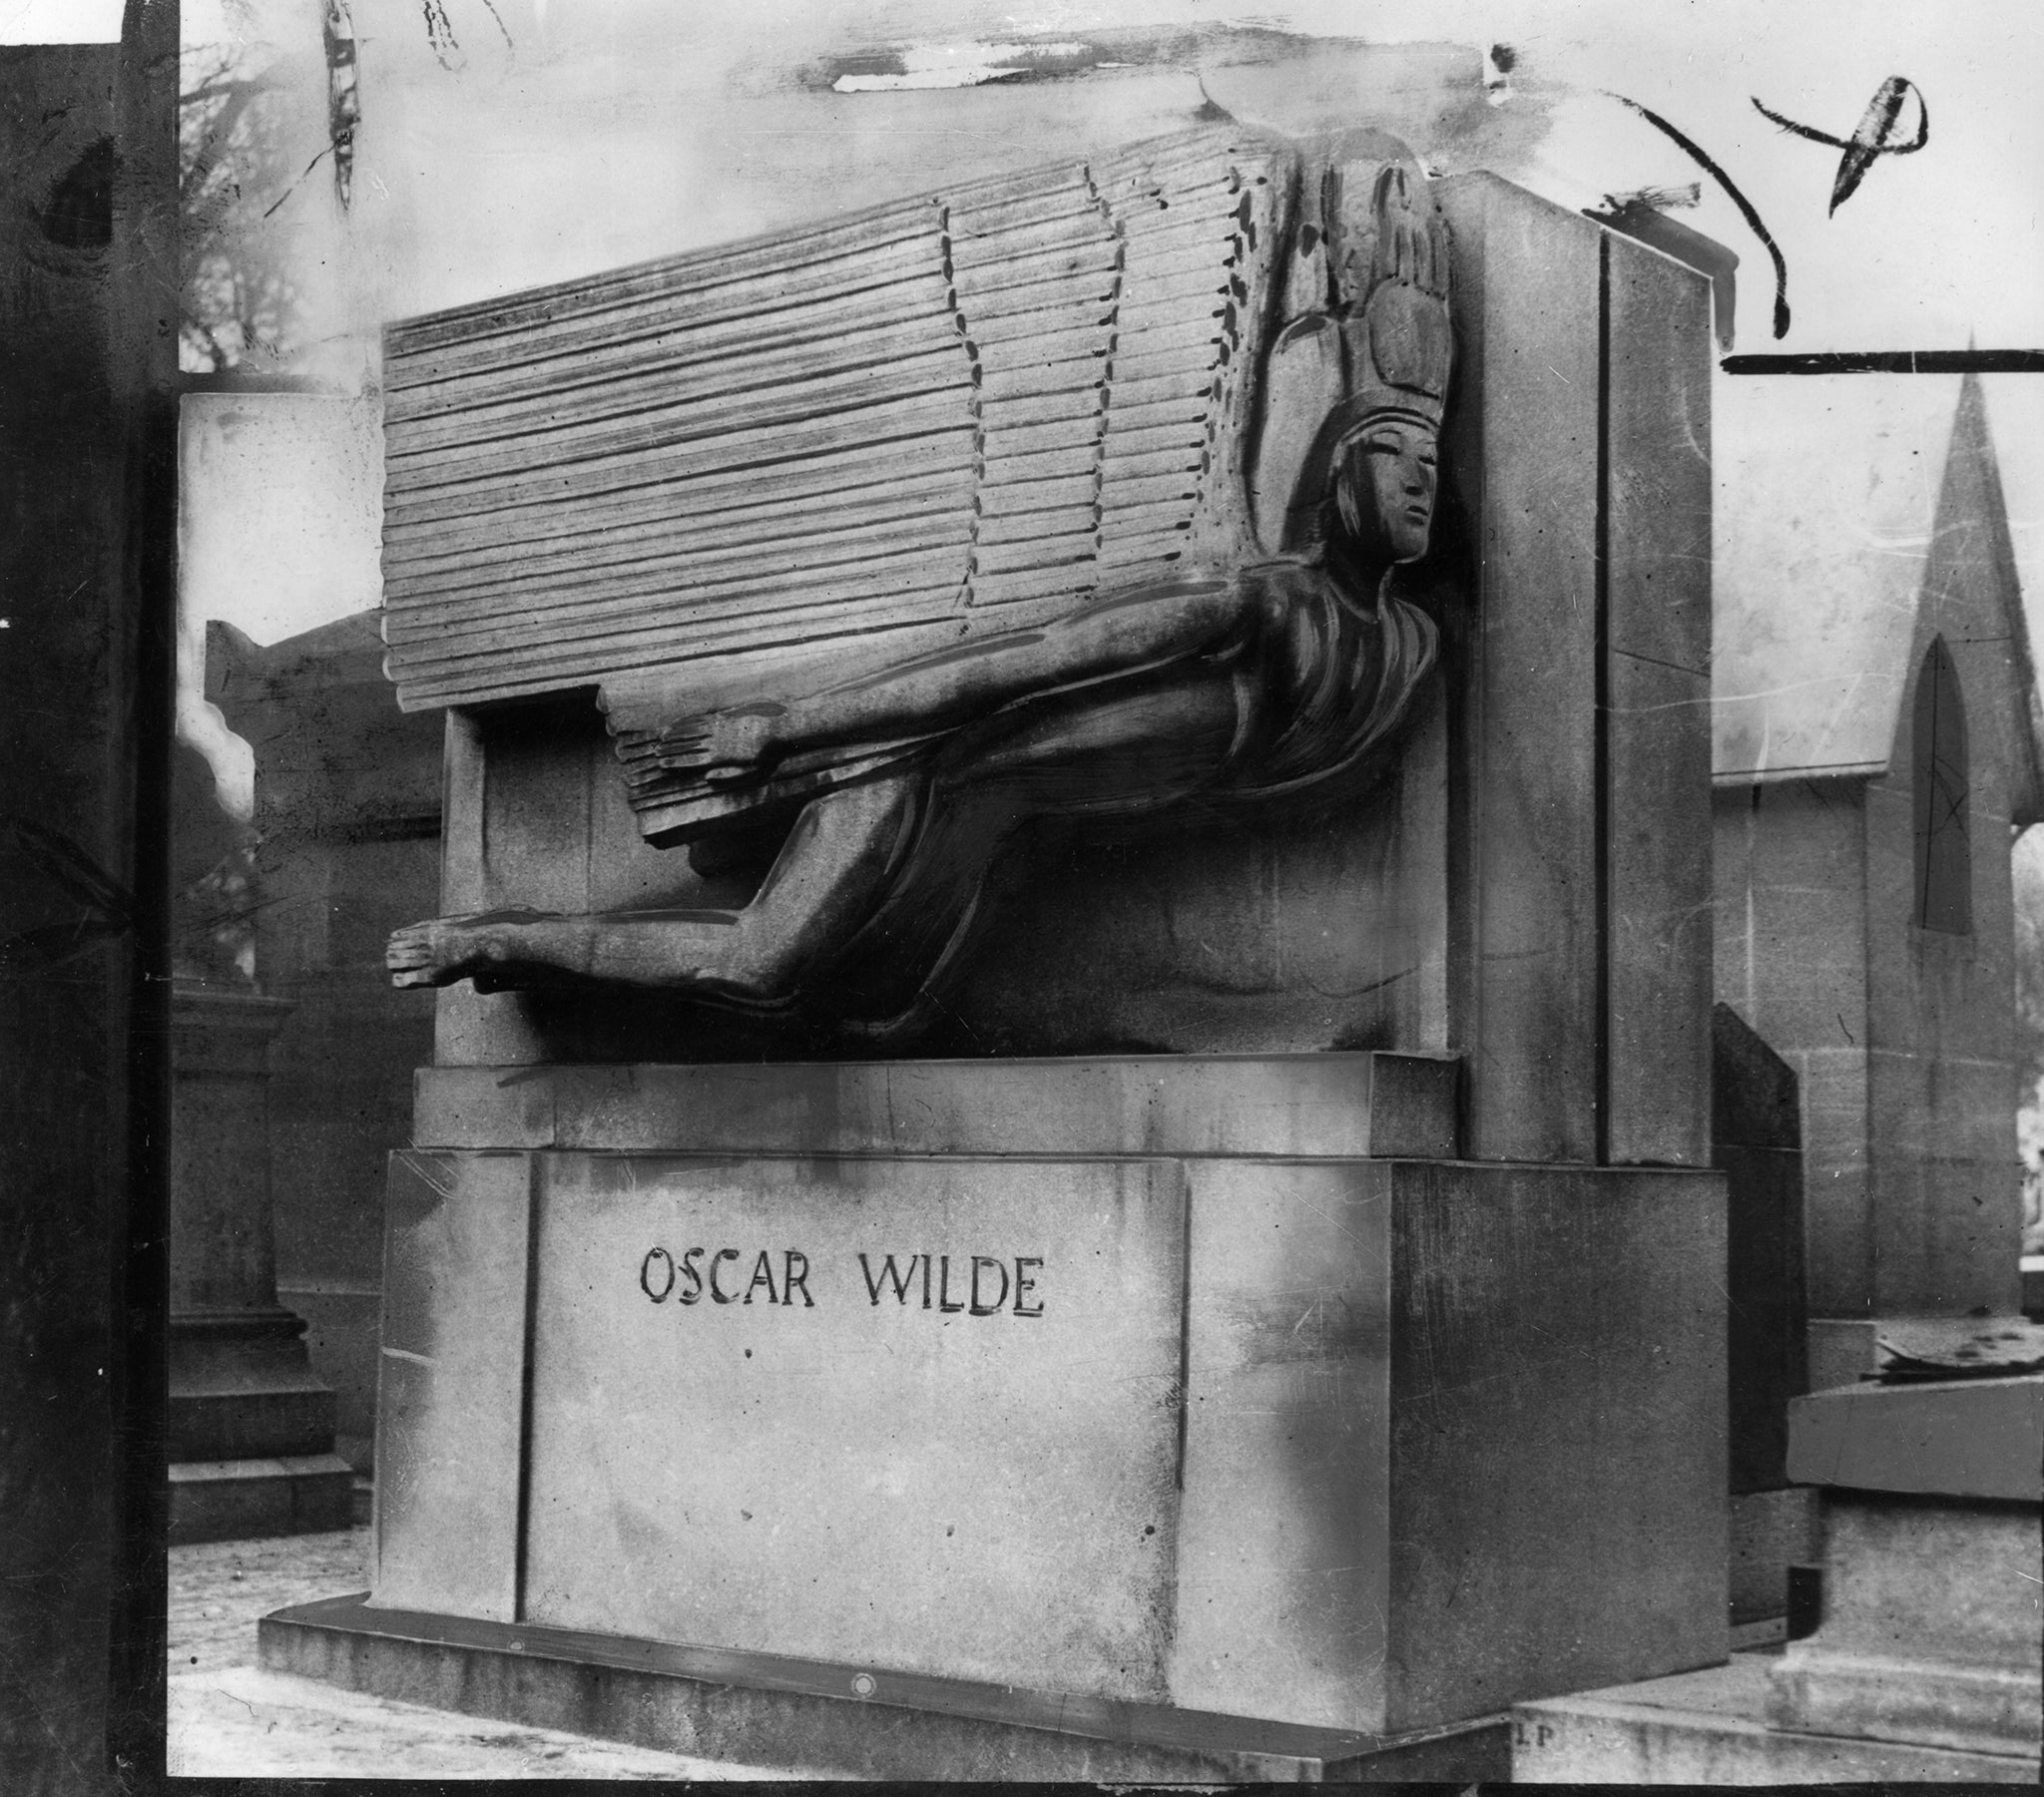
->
xmin=1929 ymin=353 xmax=2044 ymax=824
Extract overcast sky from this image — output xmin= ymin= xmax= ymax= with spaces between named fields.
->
xmin=176 ymin=0 xmax=2044 ymax=651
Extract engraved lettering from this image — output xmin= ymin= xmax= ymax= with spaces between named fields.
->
xmin=1013 ymin=1256 xmax=1045 ymax=1317
xmin=858 ymin=1252 xmax=918 ymax=1305
xmin=639 ymin=1246 xmax=675 ymax=1302
xmin=968 ymin=1255 xmax=1009 ymax=1315
xmin=710 ymin=1247 xmax=743 ymax=1303
xmin=782 ymin=1249 xmax=813 ymax=1307
xmin=644 ymin=1244 xmax=1045 ymax=1317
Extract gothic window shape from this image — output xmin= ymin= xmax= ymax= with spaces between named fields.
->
xmin=1912 ymin=637 xmax=1971 ymax=935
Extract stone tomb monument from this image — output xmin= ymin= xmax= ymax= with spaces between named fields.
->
xmin=264 ymin=127 xmax=1728 ymax=1779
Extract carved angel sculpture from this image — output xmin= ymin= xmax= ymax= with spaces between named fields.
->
xmin=388 ymin=148 xmax=1454 ymax=1033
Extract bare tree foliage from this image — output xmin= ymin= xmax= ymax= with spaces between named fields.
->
xmin=179 ymin=43 xmax=308 ymax=373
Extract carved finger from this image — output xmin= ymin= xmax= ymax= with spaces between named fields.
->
xmin=654 ymin=738 xmax=718 ymax=773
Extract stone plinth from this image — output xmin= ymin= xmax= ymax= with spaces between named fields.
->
xmin=264 ymin=1055 xmax=1727 ymax=1774
xmin=1770 ymin=1376 xmax=2043 ymax=1762
xmin=1769 ymin=1494 xmax=2041 ymax=1759
xmin=172 ymin=981 xmax=351 ymax=1543
xmin=1511 ymin=1374 xmax=2043 ymax=1782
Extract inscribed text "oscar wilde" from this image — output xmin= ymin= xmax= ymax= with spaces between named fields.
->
xmin=638 ymin=1248 xmax=1046 ymax=1316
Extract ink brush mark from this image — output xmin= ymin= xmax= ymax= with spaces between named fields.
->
xmin=1586 ymin=185 xmax=1737 ymax=350
xmin=1605 ymin=93 xmax=1790 ymax=339
xmin=1723 ymin=349 xmax=2044 ymax=375
xmin=1751 ymin=77 xmax=1927 ymax=216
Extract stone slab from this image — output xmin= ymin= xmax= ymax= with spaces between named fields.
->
xmin=261 ymin=1591 xmax=1509 ymax=1782
xmin=169 ymin=1455 xmax=355 ymax=1546
xmin=170 ymin=1384 xmax=338 ymax=1463
xmin=1605 ymin=652 xmax=1714 ymax=1167
xmin=1171 ymin=1156 xmax=1729 ymax=1732
xmin=520 ymin=1153 xmax=1188 ymax=1700
xmin=1377 ymin=1158 xmax=1728 ymax=1728
xmin=1715 ymin=1008 xmax=1809 ymax=1496
xmin=1436 ymin=174 xmax=1602 ymax=1165
xmin=1511 ymin=1655 xmax=2042 ymax=1783
xmin=1603 ymin=228 xmax=1714 ymax=1169
xmin=172 ymin=986 xmax=295 ymax=1314
xmin=412 ymin=1051 xmax=1461 ymax=1159
xmin=371 ymin=1149 xmax=534 ymax=1620
xmin=363 ymin=1143 xmax=1726 ymax=1737
xmin=1771 ymin=1651 xmax=2043 ymax=1762
xmin=1769 ymin=1492 xmax=2042 ymax=1757
xmin=1724 ymin=1139 xmax=1807 ymax=1493
xmin=1714 ymin=1004 xmax=1801 ymax=1150
xmin=1787 ymin=1373 xmax=2044 ymax=1500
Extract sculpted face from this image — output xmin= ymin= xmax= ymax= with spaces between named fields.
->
xmin=1333 ymin=414 xmax=1438 ymax=566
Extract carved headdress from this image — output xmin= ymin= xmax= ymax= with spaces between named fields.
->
xmin=1329 ymin=159 xmax=1453 ymax=444
xmin=1256 ymin=149 xmax=1454 ymax=555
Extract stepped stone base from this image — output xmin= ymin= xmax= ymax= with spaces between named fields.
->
xmin=260 ymin=1593 xmax=1509 ymax=1782
xmin=170 ymin=1454 xmax=355 ymax=1547
xmin=1511 ymin=1657 xmax=2041 ymax=1784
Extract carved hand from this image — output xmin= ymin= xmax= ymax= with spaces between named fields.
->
xmin=656 ymin=703 xmax=788 ymax=784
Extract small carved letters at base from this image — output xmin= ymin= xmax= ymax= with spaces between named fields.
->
xmin=385 ymin=125 xmax=1458 ymax=1030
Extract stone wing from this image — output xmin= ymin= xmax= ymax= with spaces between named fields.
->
xmin=378 ymin=126 xmax=1297 ymax=717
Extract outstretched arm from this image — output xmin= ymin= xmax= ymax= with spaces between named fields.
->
xmin=659 ymin=573 xmax=1266 ymax=780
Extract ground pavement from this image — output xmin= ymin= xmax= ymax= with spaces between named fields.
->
xmin=168 ymin=1526 xmax=805 ymax=1778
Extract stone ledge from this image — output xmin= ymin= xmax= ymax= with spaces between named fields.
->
xmin=169 ymin=1387 xmax=338 ymax=1462
xmin=1771 ymin=1649 xmax=2042 ymax=1759
xmin=1787 ymin=1374 xmax=2044 ymax=1500
xmin=1512 ymin=1657 xmax=2042 ymax=1784
xmin=261 ymin=1592 xmax=1508 ymax=1782
xmin=412 ymin=1051 xmax=1462 ymax=1159
xmin=171 ymin=1454 xmax=355 ymax=1547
